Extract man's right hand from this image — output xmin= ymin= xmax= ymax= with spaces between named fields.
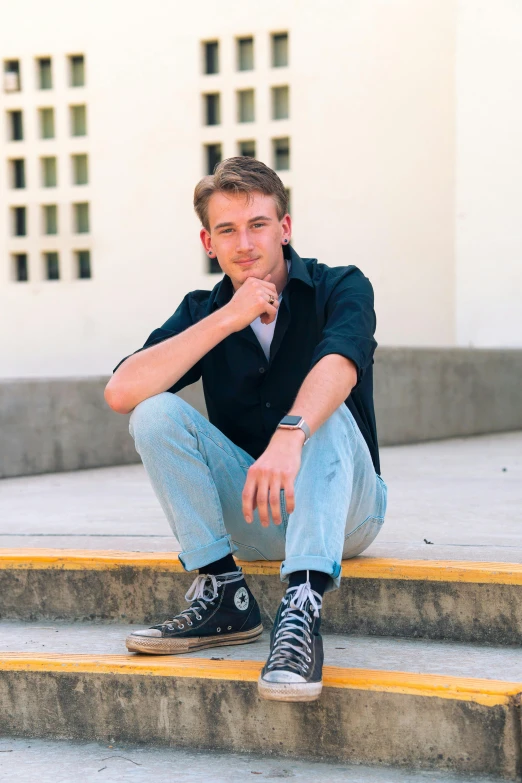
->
xmin=224 ymin=274 xmax=280 ymax=331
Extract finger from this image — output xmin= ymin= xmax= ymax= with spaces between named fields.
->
xmin=255 ymin=474 xmax=271 ymax=528
xmin=268 ymin=479 xmax=283 ymax=525
xmin=259 ymin=301 xmax=278 ymax=325
xmin=242 ymin=471 xmax=257 ymax=523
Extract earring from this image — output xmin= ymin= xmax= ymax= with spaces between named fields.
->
xmin=283 ymin=239 xmax=288 ymax=244
xmin=208 ymin=251 xmax=213 ymax=256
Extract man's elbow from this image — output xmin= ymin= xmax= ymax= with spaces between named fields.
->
xmin=104 ymin=378 xmax=134 ymax=415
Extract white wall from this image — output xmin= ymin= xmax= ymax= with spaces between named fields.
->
xmin=1 ymin=0 xmax=519 ymax=379
xmin=455 ymin=0 xmax=522 ymax=347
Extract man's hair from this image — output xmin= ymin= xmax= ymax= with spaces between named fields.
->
xmin=194 ymin=157 xmax=289 ymax=232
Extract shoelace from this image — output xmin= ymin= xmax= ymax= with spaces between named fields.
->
xmin=161 ymin=570 xmax=244 ymax=630
xmin=266 ymin=577 xmax=322 ymax=676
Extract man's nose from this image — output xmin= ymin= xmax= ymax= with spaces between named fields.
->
xmin=236 ymin=230 xmax=254 ymax=252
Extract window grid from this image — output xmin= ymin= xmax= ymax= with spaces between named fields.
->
xmin=237 ymin=89 xmax=255 ymax=123
xmin=13 ymin=206 xmax=27 ymax=236
xmin=70 ymin=105 xmax=87 ymax=136
xmin=74 ymin=202 xmax=90 ymax=233
xmin=72 ymin=154 xmax=88 ymax=185
xmin=44 ymin=251 xmax=59 ymax=280
xmin=203 ymin=42 xmax=219 ymax=75
xmin=205 ymin=143 xmax=222 ymax=175
xmin=38 ymin=58 xmax=52 ymax=90
xmin=237 ymin=37 xmax=254 ymax=71
xmin=273 ymin=137 xmax=290 ymax=171
xmin=41 ymin=157 xmax=57 ymax=187
xmin=4 ymin=60 xmax=21 ymax=92
xmin=11 ymin=159 xmax=26 ymax=188
xmin=272 ymin=33 xmax=289 ymax=67
xmin=8 ymin=110 xmax=24 ymax=141
xmin=70 ymin=55 xmax=85 ymax=87
xmin=204 ymin=94 xmax=220 ymax=126
xmin=272 ymin=86 xmax=289 ymax=120
xmin=13 ymin=253 xmax=28 ymax=282
xmin=39 ymin=107 xmax=55 ymax=139
xmin=238 ymin=140 xmax=256 ymax=158
xmin=43 ymin=205 xmax=58 ymax=235
xmin=76 ymin=250 xmax=91 ymax=279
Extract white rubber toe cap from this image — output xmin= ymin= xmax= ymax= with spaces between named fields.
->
xmin=129 ymin=628 xmax=163 ymax=638
xmin=261 ymin=670 xmax=306 ymax=684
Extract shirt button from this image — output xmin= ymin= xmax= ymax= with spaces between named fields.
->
xmin=265 ymin=402 xmax=271 ymax=408
xmin=259 ymin=367 xmax=265 ymax=374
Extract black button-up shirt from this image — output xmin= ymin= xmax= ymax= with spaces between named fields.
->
xmin=114 ymin=244 xmax=381 ymax=474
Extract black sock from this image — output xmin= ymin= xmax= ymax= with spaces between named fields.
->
xmin=288 ymin=569 xmax=329 ymax=598
xmin=199 ymin=554 xmax=240 ymax=577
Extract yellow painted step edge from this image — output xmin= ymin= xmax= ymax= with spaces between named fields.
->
xmin=0 ymin=652 xmax=520 ymax=708
xmin=1 ymin=548 xmax=522 ymax=585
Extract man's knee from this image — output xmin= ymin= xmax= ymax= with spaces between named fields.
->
xmin=129 ymin=392 xmax=182 ymax=442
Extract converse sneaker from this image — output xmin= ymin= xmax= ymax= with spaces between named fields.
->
xmin=258 ymin=579 xmax=323 ymax=702
xmin=126 ymin=570 xmax=262 ymax=654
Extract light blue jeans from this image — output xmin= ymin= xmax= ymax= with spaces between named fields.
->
xmin=129 ymin=392 xmax=387 ymax=592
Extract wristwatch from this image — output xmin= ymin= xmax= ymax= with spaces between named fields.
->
xmin=277 ymin=415 xmax=311 ymax=445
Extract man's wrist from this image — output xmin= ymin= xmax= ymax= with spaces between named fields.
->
xmin=271 ymin=427 xmax=306 ymax=447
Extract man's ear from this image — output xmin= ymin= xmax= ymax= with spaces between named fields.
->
xmin=200 ymin=227 xmax=212 ymax=255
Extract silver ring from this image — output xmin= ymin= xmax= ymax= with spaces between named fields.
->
xmin=268 ymin=294 xmax=275 ymax=305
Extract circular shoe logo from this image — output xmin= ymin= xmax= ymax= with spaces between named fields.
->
xmin=234 ymin=587 xmax=249 ymax=611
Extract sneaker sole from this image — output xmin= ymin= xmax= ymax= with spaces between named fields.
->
xmin=257 ymin=677 xmax=323 ymax=702
xmin=125 ymin=623 xmax=263 ymax=655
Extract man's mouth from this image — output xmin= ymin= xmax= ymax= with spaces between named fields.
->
xmin=236 ymin=258 xmax=259 ymax=266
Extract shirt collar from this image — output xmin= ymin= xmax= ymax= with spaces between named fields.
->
xmin=212 ymin=244 xmax=313 ymax=310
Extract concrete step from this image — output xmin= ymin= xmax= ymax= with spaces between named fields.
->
xmin=0 ymin=736 xmax=507 ymax=783
xmin=0 ymin=623 xmax=521 ymax=779
xmin=1 ymin=549 xmax=522 ymax=644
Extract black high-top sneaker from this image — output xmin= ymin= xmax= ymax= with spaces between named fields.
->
xmin=258 ymin=579 xmax=323 ymax=702
xmin=126 ymin=570 xmax=262 ymax=654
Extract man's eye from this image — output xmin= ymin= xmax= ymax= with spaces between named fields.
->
xmin=221 ymin=228 xmax=233 ymax=234
xmin=253 ymin=223 xmax=265 ymax=228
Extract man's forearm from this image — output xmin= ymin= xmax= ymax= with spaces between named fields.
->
xmin=105 ymin=308 xmax=235 ymax=414
xmin=280 ymin=354 xmax=358 ymax=442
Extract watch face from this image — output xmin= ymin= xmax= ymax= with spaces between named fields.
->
xmin=281 ymin=415 xmax=301 ymax=425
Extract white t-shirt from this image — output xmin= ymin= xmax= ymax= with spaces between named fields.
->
xmin=249 ymin=259 xmax=291 ymax=362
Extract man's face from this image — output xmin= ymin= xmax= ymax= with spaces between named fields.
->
xmin=201 ymin=190 xmax=292 ymax=290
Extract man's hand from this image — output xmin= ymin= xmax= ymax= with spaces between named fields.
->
xmin=242 ymin=429 xmax=305 ymax=527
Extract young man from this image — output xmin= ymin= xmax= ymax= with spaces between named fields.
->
xmin=105 ymin=157 xmax=387 ymax=703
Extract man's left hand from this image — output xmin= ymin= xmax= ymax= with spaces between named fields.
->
xmin=242 ymin=429 xmax=305 ymax=527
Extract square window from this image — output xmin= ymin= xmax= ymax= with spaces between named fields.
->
xmin=8 ymin=110 xmax=23 ymax=141
xmin=272 ymin=33 xmax=289 ymax=67
xmin=13 ymin=253 xmax=28 ymax=282
xmin=204 ymin=93 xmax=220 ymax=126
xmin=41 ymin=157 xmax=57 ymax=187
xmin=43 ymin=205 xmax=58 ymax=235
xmin=237 ymin=89 xmax=255 ymax=123
xmin=204 ymin=143 xmax=222 ymax=175
xmin=72 ymin=154 xmax=88 ymax=185
xmin=273 ymin=137 xmax=290 ymax=170
xmin=238 ymin=140 xmax=256 ymax=158
xmin=69 ymin=55 xmax=85 ymax=87
xmin=76 ymin=250 xmax=91 ymax=279
xmin=203 ymin=41 xmax=219 ymax=75
xmin=38 ymin=57 xmax=52 ymax=89
xmin=74 ymin=202 xmax=90 ymax=233
xmin=70 ymin=104 xmax=87 ymax=136
xmin=12 ymin=206 xmax=27 ymax=236
xmin=44 ymin=251 xmax=60 ymax=280
xmin=10 ymin=159 xmax=26 ymax=188
xmin=272 ymin=86 xmax=289 ymax=120
xmin=4 ymin=60 xmax=21 ymax=92
xmin=237 ymin=37 xmax=254 ymax=71
xmin=39 ymin=107 xmax=55 ymax=139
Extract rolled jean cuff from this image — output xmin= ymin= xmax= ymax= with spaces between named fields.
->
xmin=178 ymin=534 xmax=237 ymax=572
xmin=280 ymin=555 xmax=342 ymax=593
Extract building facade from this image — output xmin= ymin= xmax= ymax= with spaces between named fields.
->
xmin=1 ymin=0 xmax=521 ymax=378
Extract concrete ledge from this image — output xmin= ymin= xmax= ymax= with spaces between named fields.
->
xmin=0 ymin=655 xmax=520 ymax=778
xmin=1 ymin=347 xmax=522 ymax=477
xmin=2 ymin=551 xmax=522 ymax=644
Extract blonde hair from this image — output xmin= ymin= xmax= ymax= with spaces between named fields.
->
xmin=194 ymin=156 xmax=289 ymax=232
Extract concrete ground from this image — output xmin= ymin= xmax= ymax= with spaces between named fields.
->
xmin=0 ymin=431 xmax=521 ymax=562
xmin=1 ymin=622 xmax=521 ymax=680
xmin=0 ymin=737 xmax=502 ymax=783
